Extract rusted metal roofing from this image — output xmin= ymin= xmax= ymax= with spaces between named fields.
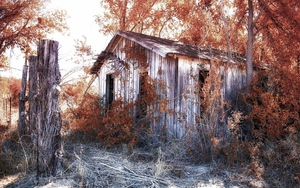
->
xmin=91 ymin=30 xmax=246 ymax=74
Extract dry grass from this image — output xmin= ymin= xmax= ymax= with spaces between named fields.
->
xmin=0 ymin=131 xmax=36 ymax=177
xmin=1 ymin=140 xmax=263 ymax=188
xmin=2 ymin=129 xmax=299 ymax=187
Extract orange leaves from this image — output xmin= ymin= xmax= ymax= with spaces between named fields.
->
xmin=123 ymin=43 xmax=148 ymax=69
xmin=96 ymin=0 xmax=188 ymax=38
xmin=8 ymin=78 xmax=21 ymax=108
xmin=63 ymin=85 xmax=149 ymax=147
xmin=249 ymin=66 xmax=300 ymax=141
xmin=93 ymin=96 xmax=154 ymax=147
xmin=0 ymin=77 xmax=22 ymax=108
xmin=196 ymin=61 xmax=224 ymax=123
xmin=74 ymin=37 xmax=94 ymax=59
xmin=0 ymin=0 xmax=68 ymax=56
xmin=158 ymin=98 xmax=168 ymax=114
xmin=61 ymin=81 xmax=86 ymax=105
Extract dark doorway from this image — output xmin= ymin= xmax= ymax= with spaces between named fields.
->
xmin=199 ymin=70 xmax=209 ymax=115
xmin=199 ymin=70 xmax=209 ymax=92
xmin=106 ymin=74 xmax=114 ymax=107
xmin=138 ymin=72 xmax=148 ymax=117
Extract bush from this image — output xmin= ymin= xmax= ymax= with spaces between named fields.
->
xmin=63 ymin=93 xmax=150 ymax=148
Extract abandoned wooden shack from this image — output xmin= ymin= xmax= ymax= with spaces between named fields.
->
xmin=90 ymin=30 xmax=249 ymax=138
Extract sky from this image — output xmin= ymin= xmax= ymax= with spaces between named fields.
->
xmin=0 ymin=0 xmax=112 ymax=82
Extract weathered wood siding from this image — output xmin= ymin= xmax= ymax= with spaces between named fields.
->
xmin=97 ymin=38 xmax=246 ymax=138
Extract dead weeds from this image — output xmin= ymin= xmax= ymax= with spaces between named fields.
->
xmin=2 ymin=142 xmax=263 ymax=188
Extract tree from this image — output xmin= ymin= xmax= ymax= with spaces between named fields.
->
xmin=175 ymin=0 xmax=300 ymax=88
xmin=232 ymin=0 xmax=300 ymax=90
xmin=95 ymin=0 xmax=191 ymax=38
xmin=0 ymin=0 xmax=68 ymax=62
xmin=228 ymin=0 xmax=300 ymax=139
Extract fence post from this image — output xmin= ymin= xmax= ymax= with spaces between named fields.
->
xmin=28 ymin=56 xmax=38 ymax=141
xmin=36 ymin=39 xmax=62 ymax=177
xmin=18 ymin=63 xmax=28 ymax=134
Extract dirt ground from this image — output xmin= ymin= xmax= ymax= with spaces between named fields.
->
xmin=0 ymin=142 xmax=267 ymax=188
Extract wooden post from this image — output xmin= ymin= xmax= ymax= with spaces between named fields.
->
xmin=5 ymin=95 xmax=7 ymax=123
xmin=36 ymin=39 xmax=62 ymax=177
xmin=9 ymin=93 xmax=11 ymax=127
xmin=18 ymin=64 xmax=28 ymax=134
xmin=28 ymin=56 xmax=38 ymax=140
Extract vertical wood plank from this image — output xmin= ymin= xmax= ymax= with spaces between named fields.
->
xmin=174 ymin=57 xmax=179 ymax=137
xmin=28 ymin=56 xmax=38 ymax=140
xmin=18 ymin=64 xmax=28 ymax=135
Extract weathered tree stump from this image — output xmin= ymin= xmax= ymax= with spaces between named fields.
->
xmin=36 ymin=39 xmax=62 ymax=177
xmin=28 ymin=56 xmax=38 ymax=141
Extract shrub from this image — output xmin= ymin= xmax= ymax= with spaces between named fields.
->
xmin=63 ymin=91 xmax=151 ymax=148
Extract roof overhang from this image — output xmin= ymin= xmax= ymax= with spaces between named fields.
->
xmin=107 ymin=30 xmax=168 ymax=58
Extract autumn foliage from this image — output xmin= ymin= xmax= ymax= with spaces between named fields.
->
xmin=249 ymin=66 xmax=300 ymax=141
xmin=9 ymin=78 xmax=22 ymax=108
xmin=0 ymin=77 xmax=21 ymax=108
xmin=62 ymin=84 xmax=152 ymax=148
xmin=0 ymin=0 xmax=68 ymax=61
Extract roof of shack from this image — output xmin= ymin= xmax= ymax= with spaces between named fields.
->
xmin=91 ymin=30 xmax=247 ymax=74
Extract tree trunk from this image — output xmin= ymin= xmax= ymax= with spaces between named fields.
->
xmin=121 ymin=0 xmax=128 ymax=30
xmin=36 ymin=39 xmax=62 ymax=177
xmin=243 ymin=0 xmax=254 ymax=141
xmin=246 ymin=0 xmax=254 ymax=93
xmin=220 ymin=0 xmax=232 ymax=129
xmin=28 ymin=56 xmax=38 ymax=141
xmin=18 ymin=64 xmax=28 ymax=135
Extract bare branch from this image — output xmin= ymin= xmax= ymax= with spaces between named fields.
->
xmin=253 ymin=0 xmax=270 ymax=27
